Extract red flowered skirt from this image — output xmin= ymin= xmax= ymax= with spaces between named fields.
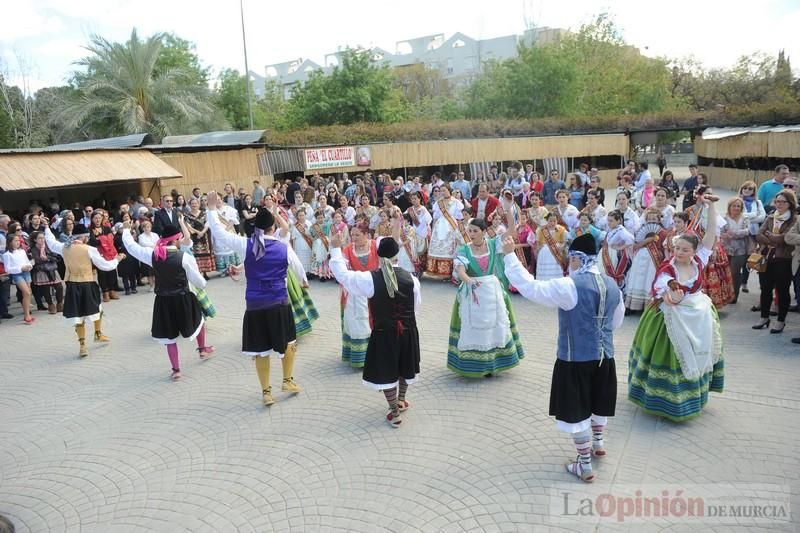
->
xmin=704 ymin=243 xmax=734 ymax=309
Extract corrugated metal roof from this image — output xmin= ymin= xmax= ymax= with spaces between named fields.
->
xmin=702 ymin=125 xmax=800 ymax=140
xmin=0 ymin=133 xmax=153 ymax=153
xmin=160 ymin=130 xmax=266 ymax=146
xmin=0 ymin=149 xmax=182 ymax=191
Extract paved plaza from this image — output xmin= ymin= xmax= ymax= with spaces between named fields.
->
xmin=1 ymin=264 xmax=799 ymax=532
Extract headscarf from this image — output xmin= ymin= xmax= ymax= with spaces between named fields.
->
xmin=153 ymin=226 xmax=182 ymax=261
xmin=567 ymin=250 xmax=598 ymax=275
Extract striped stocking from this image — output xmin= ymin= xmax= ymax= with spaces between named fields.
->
xmin=382 ymin=386 xmax=398 ymax=413
xmin=398 ymin=378 xmax=409 ymax=402
xmin=566 ymin=430 xmax=593 ymax=478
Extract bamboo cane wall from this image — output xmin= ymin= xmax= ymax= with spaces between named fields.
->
xmin=300 ymin=134 xmax=628 ymax=176
xmin=696 ymin=131 xmax=800 ymax=159
xmin=154 ymin=147 xmax=272 ymax=199
xmin=698 ymin=166 xmax=774 ymax=192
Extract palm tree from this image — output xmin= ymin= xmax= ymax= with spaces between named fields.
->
xmin=61 ymin=29 xmax=217 ymax=139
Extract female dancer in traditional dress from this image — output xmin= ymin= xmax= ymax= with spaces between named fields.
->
xmin=275 ymin=206 xmax=318 ymax=337
xmin=624 ymin=209 xmax=667 ymax=311
xmin=122 ymin=222 xmax=214 ymax=380
xmin=447 ymin=217 xmax=525 ymax=377
xmin=424 ymin=184 xmax=466 ymax=280
xmin=645 ymin=188 xmax=675 ymax=230
xmin=567 ymin=213 xmax=604 ymax=251
xmin=30 ymin=231 xmax=64 ymax=314
xmin=184 ymin=198 xmax=216 ymax=277
xmin=582 ymin=190 xmax=606 ymax=227
xmin=553 ymin=190 xmax=580 ymax=230
xmin=404 ymin=191 xmax=431 ymax=273
xmin=685 ymin=185 xmax=734 ymax=309
xmin=536 ymin=212 xmax=568 ymax=280
xmin=663 ymin=212 xmax=689 ymax=260
xmin=628 ymin=195 xmax=724 ymax=422
xmin=391 ymin=209 xmax=422 ymax=275
xmin=289 ymin=209 xmax=314 ymax=275
xmin=88 ymin=211 xmax=121 ymax=302
xmin=177 ymin=215 xmax=217 ymax=319
xmin=310 ymin=210 xmax=332 ymax=280
xmin=600 ymin=210 xmax=634 ymax=292
xmin=340 ymin=221 xmax=379 ymax=367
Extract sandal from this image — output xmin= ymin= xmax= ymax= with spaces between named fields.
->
xmin=397 ymin=400 xmax=410 ymax=412
xmin=197 ymin=346 xmax=216 ymax=360
xmin=592 ymin=447 xmax=607 ymax=458
xmin=23 ymin=316 xmax=35 ymax=324
xmin=565 ymin=457 xmax=595 ymax=483
xmin=386 ymin=410 xmax=402 ymax=427
xmin=171 ymin=369 xmax=182 ymax=381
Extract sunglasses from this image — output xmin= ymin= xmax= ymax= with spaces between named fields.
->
xmin=784 ymin=184 xmax=796 ymax=189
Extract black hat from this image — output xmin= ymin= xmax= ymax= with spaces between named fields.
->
xmin=73 ymin=223 xmax=90 ymax=236
xmin=569 ymin=233 xmax=597 ymax=255
xmin=254 ymin=208 xmax=275 ymax=230
xmin=377 ymin=237 xmax=400 ymax=258
xmin=161 ymin=224 xmax=181 ymax=238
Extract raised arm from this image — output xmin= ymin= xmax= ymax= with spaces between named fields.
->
xmin=328 ymin=230 xmax=375 ymax=298
xmin=501 ymin=236 xmax=577 ymax=309
xmin=44 ymin=227 xmax=65 ymax=256
xmin=181 ymin=253 xmax=207 ymax=289
xmin=702 ymin=197 xmax=717 ymax=251
xmin=207 ymin=208 xmax=247 ymax=258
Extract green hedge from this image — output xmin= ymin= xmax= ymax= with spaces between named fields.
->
xmin=266 ymin=103 xmax=800 ymax=147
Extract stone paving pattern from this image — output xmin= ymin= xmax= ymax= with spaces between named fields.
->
xmin=1 ymin=271 xmax=798 ymax=532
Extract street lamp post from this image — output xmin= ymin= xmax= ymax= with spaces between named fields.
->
xmin=240 ymin=0 xmax=254 ymax=130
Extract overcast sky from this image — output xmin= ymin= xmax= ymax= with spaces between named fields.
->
xmin=1 ymin=0 xmax=798 ymax=91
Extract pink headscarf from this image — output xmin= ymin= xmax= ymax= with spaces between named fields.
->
xmin=153 ymin=231 xmax=183 ymax=261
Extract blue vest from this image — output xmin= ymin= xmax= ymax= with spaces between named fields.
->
xmin=556 ymin=272 xmax=620 ymax=362
xmin=243 ymin=237 xmax=289 ymax=310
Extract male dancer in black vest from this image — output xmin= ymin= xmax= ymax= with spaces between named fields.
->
xmin=329 ymin=231 xmax=421 ymax=427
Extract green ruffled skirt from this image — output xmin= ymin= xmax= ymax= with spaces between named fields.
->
xmin=287 ymin=269 xmax=318 ymax=338
xmin=628 ymin=305 xmax=724 ymax=422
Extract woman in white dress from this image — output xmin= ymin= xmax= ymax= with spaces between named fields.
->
xmin=600 ymin=210 xmax=635 ymax=292
xmin=405 ymin=191 xmax=432 ymax=256
xmin=535 ymin=212 xmax=567 ymax=280
xmin=625 ymin=209 xmax=667 ymax=311
xmin=614 ymin=192 xmax=641 ymax=235
xmin=289 ymin=209 xmax=314 ymax=274
xmin=643 ymin=187 xmax=675 ymax=230
xmin=553 ymin=190 xmax=580 ymax=230
xmin=424 ymin=185 xmax=466 ymax=280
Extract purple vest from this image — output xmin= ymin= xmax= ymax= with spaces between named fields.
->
xmin=243 ymin=237 xmax=289 ymax=310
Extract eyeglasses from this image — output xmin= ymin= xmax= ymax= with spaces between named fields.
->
xmin=784 ymin=184 xmax=796 ymax=189
xmin=774 ymin=199 xmax=789 ymax=204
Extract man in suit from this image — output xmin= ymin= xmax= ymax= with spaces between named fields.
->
xmin=471 ymin=183 xmax=499 ymax=220
xmin=153 ymin=194 xmax=179 ymax=236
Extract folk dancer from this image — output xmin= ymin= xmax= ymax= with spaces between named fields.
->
xmin=207 ymin=192 xmax=305 ymax=406
xmin=44 ymin=225 xmax=119 ymax=357
xmin=502 ymin=233 xmax=624 ymax=483
xmin=330 ymin=234 xmax=421 ymax=427
xmin=122 ymin=223 xmax=214 ymax=380
xmin=628 ymin=195 xmax=724 ymax=422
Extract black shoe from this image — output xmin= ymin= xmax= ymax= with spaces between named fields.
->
xmin=750 ymin=305 xmax=760 ymax=312
xmin=741 ymin=287 xmax=749 ymax=293
xmin=791 ymin=337 xmax=800 ymax=344
xmin=131 ymin=288 xmax=138 ymax=294
xmin=770 ymin=310 xmax=778 ymax=316
xmin=125 ymin=288 xmax=131 ymax=295
xmin=770 ymin=322 xmax=786 ymax=334
xmin=790 ymin=305 xmax=800 ymax=313
xmin=1 ymin=313 xmax=12 ymax=319
xmin=752 ymin=319 xmax=771 ymax=330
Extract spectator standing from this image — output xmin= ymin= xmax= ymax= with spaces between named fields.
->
xmin=681 ymin=164 xmax=700 ymax=210
xmin=757 ymin=164 xmax=790 ymax=213
xmin=543 ymin=170 xmax=566 ymax=208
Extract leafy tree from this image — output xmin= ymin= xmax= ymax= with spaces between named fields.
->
xmin=287 ymin=48 xmax=398 ymax=127
xmin=255 ymin=80 xmax=291 ymax=132
xmin=155 ymin=33 xmax=210 ymax=87
xmin=214 ymin=68 xmax=251 ymax=130
xmin=60 ymin=29 xmax=217 ymax=139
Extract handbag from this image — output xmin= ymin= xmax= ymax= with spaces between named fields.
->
xmin=747 ymin=252 xmax=768 ymax=273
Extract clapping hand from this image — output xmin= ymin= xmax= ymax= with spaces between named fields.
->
xmin=206 ymin=191 xmax=219 ymax=208
xmin=501 ymin=236 xmax=516 ymax=255
xmin=330 ymin=229 xmax=343 ymax=249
